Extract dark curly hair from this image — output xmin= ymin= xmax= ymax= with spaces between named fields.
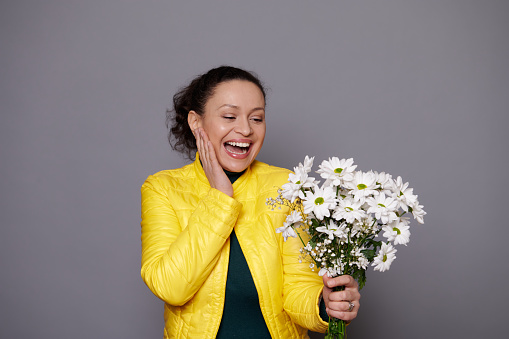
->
xmin=166 ymin=66 xmax=266 ymax=159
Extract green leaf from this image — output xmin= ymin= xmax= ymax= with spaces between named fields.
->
xmin=352 ymin=269 xmax=367 ymax=290
xmin=358 ymin=270 xmax=367 ymax=290
xmin=309 ymin=239 xmax=316 ymax=249
xmin=364 ymin=238 xmax=382 ymax=251
xmin=361 ymin=249 xmax=376 ymax=261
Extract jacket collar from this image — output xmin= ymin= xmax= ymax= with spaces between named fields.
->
xmin=193 ymin=152 xmax=253 ymax=194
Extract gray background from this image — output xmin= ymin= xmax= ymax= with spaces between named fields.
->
xmin=1 ymin=1 xmax=508 ymax=338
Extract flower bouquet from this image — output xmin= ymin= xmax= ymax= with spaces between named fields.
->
xmin=267 ymin=156 xmax=425 ymax=339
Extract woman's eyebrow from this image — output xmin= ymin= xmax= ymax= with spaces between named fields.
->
xmin=217 ymin=104 xmax=239 ymax=110
xmin=217 ymin=104 xmax=265 ymax=112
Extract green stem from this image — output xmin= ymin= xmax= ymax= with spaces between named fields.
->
xmin=325 ymin=316 xmax=346 ymax=339
xmin=325 ymin=284 xmax=347 ymax=339
xmin=294 ymin=226 xmax=307 ymax=248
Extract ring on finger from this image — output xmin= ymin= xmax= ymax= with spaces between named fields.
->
xmin=347 ymin=301 xmax=355 ymax=312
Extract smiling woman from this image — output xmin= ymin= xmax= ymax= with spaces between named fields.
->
xmin=140 ymin=66 xmax=361 ymax=338
xmin=167 ymin=66 xmax=267 ymax=161
xmin=188 ymin=80 xmax=266 ymax=173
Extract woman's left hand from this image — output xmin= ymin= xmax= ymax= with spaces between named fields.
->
xmin=322 ymin=274 xmax=361 ymax=322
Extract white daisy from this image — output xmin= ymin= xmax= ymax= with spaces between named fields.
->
xmin=382 ymin=217 xmax=411 ymax=245
xmin=285 ymin=210 xmax=303 ymax=226
xmin=411 ymin=204 xmax=426 ymax=224
xmin=281 ymin=167 xmax=316 ymax=202
xmin=275 ymin=224 xmax=296 ymax=241
xmin=392 ymin=176 xmax=418 ymax=211
xmin=316 ymin=157 xmax=357 ymax=186
xmin=316 ymin=220 xmax=348 ymax=241
xmin=276 ymin=211 xmax=303 ymax=241
xmin=374 ymin=171 xmax=394 ymax=196
xmin=332 ymin=196 xmax=366 ymax=224
xmin=366 ymin=193 xmax=399 ymax=224
xmin=372 ymin=242 xmax=397 ymax=272
xmin=300 ymin=155 xmax=314 ymax=173
xmin=301 ymin=186 xmax=337 ymax=220
xmin=345 ymin=171 xmax=379 ymax=203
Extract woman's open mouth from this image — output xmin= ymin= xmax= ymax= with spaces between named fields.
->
xmin=224 ymin=141 xmax=251 ymax=157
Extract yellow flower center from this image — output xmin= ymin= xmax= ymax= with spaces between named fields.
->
xmin=315 ymin=197 xmax=324 ymax=205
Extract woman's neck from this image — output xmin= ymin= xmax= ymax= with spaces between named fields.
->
xmin=198 ymin=159 xmax=246 ymax=184
xmin=223 ymin=168 xmax=246 ymax=184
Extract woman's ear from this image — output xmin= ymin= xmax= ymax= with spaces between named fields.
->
xmin=188 ymin=110 xmax=203 ymax=132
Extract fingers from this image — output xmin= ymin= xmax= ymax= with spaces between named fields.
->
xmin=326 ymin=288 xmax=358 ymax=301
xmin=197 ymin=129 xmax=220 ymax=173
xmin=323 ymin=274 xmax=358 ymax=289
xmin=193 ymin=127 xmax=203 ymax=157
xmin=203 ymin=131 xmax=219 ymax=166
xmin=194 ymin=128 xmax=204 ymax=157
xmin=322 ymin=274 xmax=361 ymax=321
xmin=326 ymin=299 xmax=358 ymax=312
xmin=325 ymin=289 xmax=360 ymax=321
xmin=194 ymin=128 xmax=212 ymax=166
xmin=325 ymin=299 xmax=359 ymax=321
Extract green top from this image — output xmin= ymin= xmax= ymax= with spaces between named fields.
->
xmin=216 ymin=169 xmax=328 ymax=338
xmin=216 ymin=169 xmax=271 ymax=338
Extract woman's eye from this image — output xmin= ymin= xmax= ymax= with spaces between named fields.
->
xmin=252 ymin=117 xmax=264 ymax=123
xmin=223 ymin=116 xmax=235 ymax=120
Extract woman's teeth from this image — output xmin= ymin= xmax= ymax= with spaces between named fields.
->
xmin=225 ymin=141 xmax=250 ymax=154
xmin=227 ymin=142 xmax=250 ymax=148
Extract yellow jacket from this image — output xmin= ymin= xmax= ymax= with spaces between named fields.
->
xmin=140 ymin=156 xmax=328 ymax=338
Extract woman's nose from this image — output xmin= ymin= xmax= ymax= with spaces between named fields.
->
xmin=235 ymin=118 xmax=252 ymax=136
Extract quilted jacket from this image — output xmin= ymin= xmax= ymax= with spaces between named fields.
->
xmin=140 ymin=155 xmax=328 ymax=338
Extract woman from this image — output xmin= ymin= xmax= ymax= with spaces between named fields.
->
xmin=140 ymin=66 xmax=360 ymax=338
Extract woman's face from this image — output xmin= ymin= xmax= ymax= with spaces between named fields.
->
xmin=190 ymin=80 xmax=266 ymax=173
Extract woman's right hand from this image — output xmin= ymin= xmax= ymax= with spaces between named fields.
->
xmin=194 ymin=128 xmax=234 ymax=197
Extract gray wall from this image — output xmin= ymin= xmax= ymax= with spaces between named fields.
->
xmin=1 ymin=1 xmax=508 ymax=338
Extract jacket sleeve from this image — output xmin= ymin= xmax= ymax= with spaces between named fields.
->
xmin=281 ymin=229 xmax=329 ymax=333
xmin=140 ymin=175 xmax=242 ymax=306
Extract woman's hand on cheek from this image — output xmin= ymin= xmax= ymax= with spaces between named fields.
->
xmin=194 ymin=128 xmax=233 ymax=197
xmin=322 ymin=274 xmax=361 ymax=322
